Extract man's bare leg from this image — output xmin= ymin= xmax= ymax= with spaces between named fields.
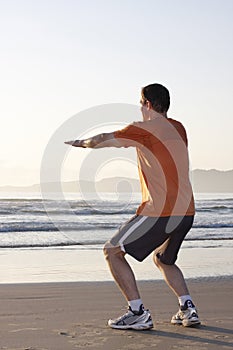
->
xmin=153 ymin=253 xmax=201 ymax=326
xmin=153 ymin=253 xmax=189 ymax=297
xmin=104 ymin=243 xmax=154 ymax=329
xmin=103 ymin=242 xmax=140 ymax=301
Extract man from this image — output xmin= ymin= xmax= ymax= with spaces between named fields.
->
xmin=65 ymin=83 xmax=200 ymax=330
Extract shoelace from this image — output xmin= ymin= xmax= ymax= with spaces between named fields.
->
xmin=114 ymin=310 xmax=134 ymax=322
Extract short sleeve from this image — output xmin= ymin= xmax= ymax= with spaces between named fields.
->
xmin=114 ymin=122 xmax=149 ymax=148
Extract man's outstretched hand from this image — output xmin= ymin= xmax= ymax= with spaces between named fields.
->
xmin=64 ymin=132 xmax=118 ymax=149
xmin=64 ymin=140 xmax=85 ymax=147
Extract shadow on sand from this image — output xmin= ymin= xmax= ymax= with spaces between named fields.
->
xmin=131 ymin=324 xmax=233 ymax=348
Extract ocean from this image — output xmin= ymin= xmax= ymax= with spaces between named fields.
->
xmin=0 ymin=192 xmax=232 ymax=282
xmin=0 ymin=192 xmax=232 ymax=249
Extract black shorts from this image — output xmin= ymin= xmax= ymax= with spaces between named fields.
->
xmin=110 ymin=215 xmax=194 ymax=264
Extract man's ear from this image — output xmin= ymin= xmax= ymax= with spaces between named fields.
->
xmin=146 ymin=100 xmax=153 ymax=110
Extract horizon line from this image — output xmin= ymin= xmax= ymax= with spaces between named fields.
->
xmin=0 ymin=168 xmax=232 ymax=189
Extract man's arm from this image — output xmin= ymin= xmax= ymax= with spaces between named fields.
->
xmin=64 ymin=132 xmax=121 ymax=148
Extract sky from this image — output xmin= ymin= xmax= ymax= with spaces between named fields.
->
xmin=0 ymin=0 xmax=233 ymax=186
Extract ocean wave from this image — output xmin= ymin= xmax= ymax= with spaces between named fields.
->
xmin=210 ymin=198 xmax=233 ymax=202
xmin=196 ymin=205 xmax=233 ymax=212
xmin=0 ymin=202 xmax=136 ymax=216
xmin=0 ymin=217 xmax=233 ymax=233
xmin=0 ymin=236 xmax=232 ymax=249
xmin=16 ymin=208 xmax=136 ymax=216
xmin=193 ymin=223 xmax=233 ymax=228
xmin=1 ymin=222 xmax=232 ymax=234
xmin=0 ymin=242 xmax=83 ymax=248
xmin=0 ymin=198 xmax=56 ymax=203
xmin=1 ymin=196 xmax=233 ymax=249
xmin=0 ymin=223 xmax=118 ymax=233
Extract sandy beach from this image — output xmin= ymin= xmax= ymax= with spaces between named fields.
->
xmin=0 ymin=278 xmax=232 ymax=350
xmin=1 ymin=244 xmax=233 ymax=283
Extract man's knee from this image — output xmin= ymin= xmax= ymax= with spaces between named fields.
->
xmin=153 ymin=252 xmax=168 ymax=268
xmin=153 ymin=252 xmax=162 ymax=268
xmin=153 ymin=252 xmax=175 ymax=268
xmin=103 ymin=241 xmax=124 ymax=260
xmin=103 ymin=241 xmax=111 ymax=259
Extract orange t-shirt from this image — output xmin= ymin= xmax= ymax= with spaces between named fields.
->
xmin=114 ymin=116 xmax=195 ymax=217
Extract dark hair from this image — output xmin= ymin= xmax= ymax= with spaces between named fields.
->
xmin=141 ymin=83 xmax=170 ymax=113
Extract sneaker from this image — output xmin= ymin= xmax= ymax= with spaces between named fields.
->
xmin=108 ymin=304 xmax=153 ymax=330
xmin=171 ymin=300 xmax=201 ymax=327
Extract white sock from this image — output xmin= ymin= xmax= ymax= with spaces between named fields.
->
xmin=128 ymin=299 xmax=143 ymax=311
xmin=178 ymin=295 xmax=193 ymax=306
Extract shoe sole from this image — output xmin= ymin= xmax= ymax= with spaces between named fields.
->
xmin=109 ymin=322 xmax=154 ymax=331
xmin=183 ymin=319 xmax=201 ymax=327
xmin=171 ymin=319 xmax=201 ymax=327
xmin=171 ymin=320 xmax=183 ymax=325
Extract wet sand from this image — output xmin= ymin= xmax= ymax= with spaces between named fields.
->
xmin=0 ymin=277 xmax=232 ymax=350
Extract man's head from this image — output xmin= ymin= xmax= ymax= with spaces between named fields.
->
xmin=141 ymin=83 xmax=170 ymax=117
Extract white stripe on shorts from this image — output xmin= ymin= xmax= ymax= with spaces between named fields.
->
xmin=119 ymin=216 xmax=148 ymax=252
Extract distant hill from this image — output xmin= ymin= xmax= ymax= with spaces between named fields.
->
xmin=0 ymin=178 xmax=141 ymax=193
xmin=0 ymin=169 xmax=232 ymax=193
xmin=191 ymin=169 xmax=233 ymax=193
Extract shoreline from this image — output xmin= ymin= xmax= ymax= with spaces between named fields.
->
xmin=1 ymin=274 xmax=233 ymax=287
xmin=0 ymin=245 xmax=233 ymax=284
xmin=0 ymin=279 xmax=232 ymax=350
